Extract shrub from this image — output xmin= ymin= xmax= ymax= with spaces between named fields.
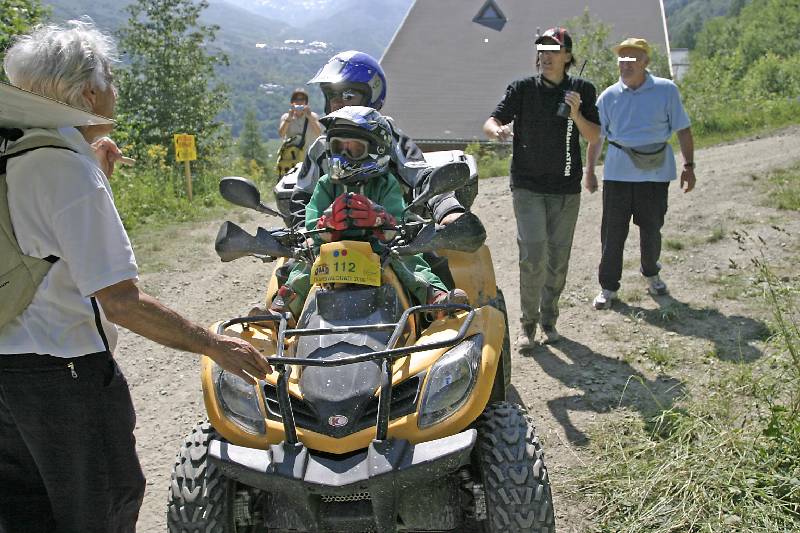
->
xmin=464 ymin=142 xmax=512 ymax=178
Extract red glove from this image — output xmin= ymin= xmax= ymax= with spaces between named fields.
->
xmin=346 ymin=193 xmax=397 ymax=241
xmin=345 ymin=193 xmax=392 ymax=227
xmin=315 ymin=194 xmax=350 ymax=241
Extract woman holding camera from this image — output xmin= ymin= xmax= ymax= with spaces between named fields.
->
xmin=276 ymin=88 xmax=321 ymax=176
xmin=482 ymin=27 xmax=600 ymax=348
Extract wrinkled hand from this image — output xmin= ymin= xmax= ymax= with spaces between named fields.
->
xmin=207 ymin=334 xmax=272 ymax=381
xmin=583 ymin=169 xmax=598 ymax=193
xmin=680 ymin=167 xmax=696 ymax=193
xmin=564 ymin=90 xmax=582 ymax=120
xmin=91 ymin=136 xmax=124 ymax=178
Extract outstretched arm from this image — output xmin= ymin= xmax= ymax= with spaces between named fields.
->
xmin=94 ymin=279 xmax=271 ymax=381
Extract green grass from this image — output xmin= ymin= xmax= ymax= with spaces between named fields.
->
xmin=706 ymin=224 xmax=726 ymax=244
xmin=618 ymin=287 xmax=644 ymax=304
xmin=643 ymin=340 xmax=677 ymax=369
xmin=464 ymin=142 xmax=512 ymax=178
xmin=663 ymin=238 xmax=685 ymax=251
xmin=766 ymin=162 xmax=800 ymax=211
xmin=688 ymin=99 xmax=800 ymax=150
xmin=571 ymin=254 xmax=800 ymax=532
xmin=115 ymin=154 xmax=276 ymax=235
xmin=710 ymin=271 xmax=754 ymax=301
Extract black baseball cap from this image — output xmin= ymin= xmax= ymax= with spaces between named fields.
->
xmin=535 ymin=27 xmax=573 ymax=51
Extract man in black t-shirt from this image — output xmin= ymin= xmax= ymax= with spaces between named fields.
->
xmin=483 ymin=27 xmax=600 ymax=348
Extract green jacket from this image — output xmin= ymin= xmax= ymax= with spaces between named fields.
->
xmin=305 ymin=172 xmax=406 ymax=237
xmin=285 ymin=172 xmax=446 ymax=311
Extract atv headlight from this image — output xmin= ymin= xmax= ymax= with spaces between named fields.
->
xmin=418 ymin=334 xmax=483 ymax=429
xmin=212 ymin=364 xmax=266 ymax=434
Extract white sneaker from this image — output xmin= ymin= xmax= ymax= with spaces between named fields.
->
xmin=645 ymin=275 xmax=668 ymax=296
xmin=593 ymin=289 xmax=617 ymax=310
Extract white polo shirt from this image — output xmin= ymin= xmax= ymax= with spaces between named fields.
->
xmin=0 ymin=127 xmax=138 ymax=357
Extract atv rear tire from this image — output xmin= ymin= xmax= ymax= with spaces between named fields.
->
xmin=474 ymin=402 xmax=555 ymax=532
xmin=167 ymin=422 xmax=234 ymax=532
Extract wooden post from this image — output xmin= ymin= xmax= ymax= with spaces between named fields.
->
xmin=184 ymin=160 xmax=193 ymax=202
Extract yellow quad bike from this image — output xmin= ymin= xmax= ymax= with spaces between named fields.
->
xmin=167 ymin=171 xmax=555 ymax=532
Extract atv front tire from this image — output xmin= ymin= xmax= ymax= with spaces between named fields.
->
xmin=167 ymin=421 xmax=233 ymax=532
xmin=474 ymin=402 xmax=555 ymax=532
xmin=495 ymin=287 xmax=511 ymax=391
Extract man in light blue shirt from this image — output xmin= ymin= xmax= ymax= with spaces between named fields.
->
xmin=584 ymin=38 xmax=696 ymax=309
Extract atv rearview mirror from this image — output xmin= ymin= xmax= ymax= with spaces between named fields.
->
xmin=219 ymin=176 xmax=280 ymax=217
xmin=395 ymin=212 xmax=486 ymax=255
xmin=215 ymin=221 xmax=293 ymax=262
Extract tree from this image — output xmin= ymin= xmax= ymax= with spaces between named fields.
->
xmin=563 ymin=8 xmax=672 ymax=93
xmin=239 ymin=109 xmax=265 ymax=164
xmin=0 ymin=0 xmax=49 ymax=82
xmin=116 ymin=0 xmax=229 ymax=160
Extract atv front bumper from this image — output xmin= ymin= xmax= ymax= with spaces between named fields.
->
xmin=208 ymin=429 xmax=477 ymax=531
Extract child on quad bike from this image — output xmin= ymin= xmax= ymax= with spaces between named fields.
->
xmin=268 ymin=106 xmax=467 ymax=320
xmin=288 ymin=50 xmax=468 ymax=228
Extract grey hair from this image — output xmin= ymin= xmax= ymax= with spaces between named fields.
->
xmin=3 ymin=19 xmax=118 ymax=111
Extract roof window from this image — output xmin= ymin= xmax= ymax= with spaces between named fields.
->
xmin=473 ymin=0 xmax=507 ymax=31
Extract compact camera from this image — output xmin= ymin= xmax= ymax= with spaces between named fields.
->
xmin=292 ymin=104 xmax=306 ymax=111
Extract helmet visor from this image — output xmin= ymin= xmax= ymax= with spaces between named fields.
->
xmin=309 ymin=58 xmax=347 ymax=84
xmin=321 ymin=86 xmax=367 ymax=105
xmin=329 ymin=137 xmax=369 ymax=160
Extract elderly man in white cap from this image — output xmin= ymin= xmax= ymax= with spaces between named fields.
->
xmin=585 ymin=37 xmax=696 ymax=310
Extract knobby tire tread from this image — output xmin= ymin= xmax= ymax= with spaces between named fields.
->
xmin=475 ymin=402 xmax=555 ymax=533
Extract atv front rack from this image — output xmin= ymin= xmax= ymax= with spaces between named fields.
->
xmin=217 ymin=304 xmax=474 ymax=444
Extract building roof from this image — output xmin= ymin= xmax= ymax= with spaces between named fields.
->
xmin=380 ymin=0 xmax=670 ymax=143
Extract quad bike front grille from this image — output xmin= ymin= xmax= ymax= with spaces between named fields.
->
xmin=320 ymin=491 xmax=372 ymax=503
xmin=221 ymin=303 xmax=475 ymax=444
xmin=262 ymin=374 xmax=423 ymax=436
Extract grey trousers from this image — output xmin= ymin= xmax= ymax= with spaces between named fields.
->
xmin=512 ymin=189 xmax=581 ymax=333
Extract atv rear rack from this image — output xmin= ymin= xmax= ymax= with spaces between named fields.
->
xmin=217 ymin=303 xmax=474 ymax=444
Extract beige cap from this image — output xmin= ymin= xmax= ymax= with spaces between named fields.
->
xmin=613 ymin=37 xmax=651 ymax=56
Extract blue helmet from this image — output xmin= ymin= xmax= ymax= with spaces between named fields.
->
xmin=320 ymin=106 xmax=392 ymax=184
xmin=308 ymin=51 xmax=387 ymax=113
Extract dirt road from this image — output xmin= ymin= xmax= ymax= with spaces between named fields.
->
xmin=123 ymin=128 xmax=800 ymax=531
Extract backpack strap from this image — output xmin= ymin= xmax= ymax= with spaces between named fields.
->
xmin=1 ymin=134 xmax=77 ymax=263
xmin=0 ymin=134 xmax=78 ymax=328
xmin=1 ymin=134 xmax=77 ymax=171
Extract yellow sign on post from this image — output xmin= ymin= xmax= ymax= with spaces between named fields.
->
xmin=173 ymin=133 xmax=197 ymax=201
xmin=173 ymin=134 xmax=197 ymax=161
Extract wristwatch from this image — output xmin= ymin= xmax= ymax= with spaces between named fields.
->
xmin=683 ymin=162 xmax=695 ymax=168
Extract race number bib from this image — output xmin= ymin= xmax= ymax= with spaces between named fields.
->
xmin=311 ymin=241 xmax=381 ymax=287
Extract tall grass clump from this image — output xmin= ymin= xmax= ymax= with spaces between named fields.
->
xmin=574 ymin=250 xmax=800 ymax=531
xmin=766 ymin=162 xmax=800 ymax=212
xmin=114 ymin=143 xmax=275 ymax=232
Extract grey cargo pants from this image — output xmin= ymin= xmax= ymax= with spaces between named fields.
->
xmin=512 ymin=189 xmax=580 ymax=334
